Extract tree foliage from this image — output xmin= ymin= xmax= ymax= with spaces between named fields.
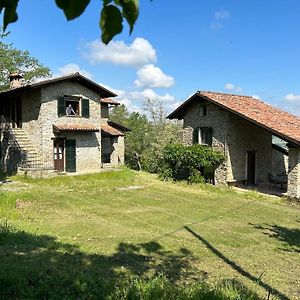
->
xmin=0 ymin=0 xmax=140 ymax=44
xmin=0 ymin=38 xmax=51 ymax=91
xmin=110 ymin=99 xmax=182 ymax=172
xmin=160 ymin=143 xmax=225 ymax=183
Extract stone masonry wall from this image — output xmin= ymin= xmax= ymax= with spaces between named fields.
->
xmin=287 ymin=147 xmax=300 ymax=199
xmin=58 ymin=131 xmax=101 ymax=172
xmin=20 ymin=81 xmax=125 ymax=172
xmin=21 ymin=89 xmax=42 ymax=151
xmin=182 ymin=101 xmax=229 ymax=184
xmin=40 ymin=81 xmax=102 ymax=171
xmin=226 ymin=115 xmax=272 ymax=183
xmin=272 ymin=148 xmax=288 ymax=176
xmin=182 ymin=101 xmax=273 ymax=185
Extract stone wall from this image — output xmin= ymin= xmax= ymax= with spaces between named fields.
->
xmin=19 ymin=80 xmax=125 ymax=172
xmin=182 ymin=100 xmax=273 ymax=185
xmin=21 ymin=89 xmax=42 ymax=151
xmin=112 ymin=136 xmax=125 ymax=165
xmin=226 ymin=114 xmax=272 ymax=183
xmin=58 ymin=131 xmax=101 ymax=172
xmin=182 ymin=101 xmax=229 ymax=184
xmin=272 ymin=148 xmax=288 ymax=176
xmin=287 ymin=147 xmax=300 ymax=199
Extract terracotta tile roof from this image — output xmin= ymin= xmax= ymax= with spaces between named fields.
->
xmin=101 ymin=124 xmax=124 ymax=136
xmin=168 ymin=91 xmax=300 ymax=146
xmin=100 ymin=98 xmax=120 ymax=105
xmin=53 ymin=123 xmax=99 ymax=132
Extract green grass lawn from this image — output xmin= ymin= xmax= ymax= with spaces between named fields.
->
xmin=0 ymin=169 xmax=299 ymax=299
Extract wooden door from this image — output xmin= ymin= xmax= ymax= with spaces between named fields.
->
xmin=247 ymin=151 xmax=256 ymax=185
xmin=65 ymin=140 xmax=76 ymax=172
xmin=53 ymin=139 xmax=64 ymax=171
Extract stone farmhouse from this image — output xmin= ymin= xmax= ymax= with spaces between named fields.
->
xmin=0 ymin=73 xmax=129 ymax=175
xmin=168 ymin=91 xmax=300 ymax=199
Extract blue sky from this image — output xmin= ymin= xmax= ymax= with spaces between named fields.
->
xmin=3 ymin=0 xmax=300 ymax=115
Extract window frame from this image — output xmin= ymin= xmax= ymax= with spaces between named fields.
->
xmin=193 ymin=126 xmax=213 ymax=146
xmin=58 ymin=95 xmax=90 ymax=118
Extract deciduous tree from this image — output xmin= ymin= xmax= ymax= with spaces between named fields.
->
xmin=0 ymin=34 xmax=51 ymax=91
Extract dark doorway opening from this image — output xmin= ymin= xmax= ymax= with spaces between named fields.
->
xmin=247 ymin=151 xmax=256 ymax=185
xmin=0 ymin=97 xmax=22 ymax=128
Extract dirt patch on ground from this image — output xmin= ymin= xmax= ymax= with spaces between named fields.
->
xmin=0 ymin=181 xmax=33 ymax=192
xmin=15 ymin=199 xmax=32 ymax=210
xmin=117 ymin=186 xmax=144 ymax=191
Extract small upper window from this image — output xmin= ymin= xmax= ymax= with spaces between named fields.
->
xmin=58 ymin=95 xmax=90 ymax=118
xmin=200 ymin=105 xmax=207 ymax=117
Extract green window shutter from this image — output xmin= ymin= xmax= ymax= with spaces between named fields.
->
xmin=81 ymin=98 xmax=90 ymax=118
xmin=57 ymin=96 xmax=65 ymax=117
xmin=193 ymin=127 xmax=199 ymax=144
xmin=65 ymin=140 xmax=76 ymax=172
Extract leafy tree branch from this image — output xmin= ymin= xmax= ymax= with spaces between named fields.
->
xmin=0 ymin=0 xmax=140 ymax=44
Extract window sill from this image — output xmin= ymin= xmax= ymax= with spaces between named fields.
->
xmin=65 ymin=115 xmax=82 ymax=118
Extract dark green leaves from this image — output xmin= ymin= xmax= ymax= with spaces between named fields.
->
xmin=100 ymin=0 xmax=139 ymax=44
xmin=119 ymin=0 xmax=139 ymax=33
xmin=55 ymin=0 xmax=91 ymax=20
xmin=0 ymin=0 xmax=19 ymax=31
xmin=0 ymin=0 xmax=140 ymax=44
xmin=100 ymin=5 xmax=123 ymax=44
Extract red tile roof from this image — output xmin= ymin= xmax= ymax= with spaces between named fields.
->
xmin=53 ymin=123 xmax=99 ymax=132
xmin=101 ymin=124 xmax=124 ymax=136
xmin=168 ymin=91 xmax=300 ymax=146
xmin=100 ymin=98 xmax=120 ymax=105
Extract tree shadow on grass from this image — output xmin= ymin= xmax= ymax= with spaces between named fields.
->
xmin=184 ymin=226 xmax=291 ymax=300
xmin=0 ymin=228 xmax=200 ymax=299
xmin=250 ymin=223 xmax=300 ymax=253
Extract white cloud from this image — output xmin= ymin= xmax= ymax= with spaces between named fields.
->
xmin=134 ymin=64 xmax=175 ymax=88
xmin=211 ymin=9 xmax=230 ymax=29
xmin=284 ymin=93 xmax=300 ymax=102
xmin=57 ymin=63 xmax=92 ymax=79
xmin=112 ymin=88 xmax=176 ymax=113
xmin=252 ymin=94 xmax=261 ymax=100
xmin=130 ymin=88 xmax=175 ymax=102
xmin=83 ymin=37 xmax=157 ymax=67
xmin=224 ymin=83 xmax=242 ymax=92
xmin=215 ymin=9 xmax=230 ymax=20
xmin=281 ymin=93 xmax=300 ymax=116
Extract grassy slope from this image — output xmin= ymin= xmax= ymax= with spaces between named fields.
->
xmin=0 ymin=169 xmax=299 ymax=299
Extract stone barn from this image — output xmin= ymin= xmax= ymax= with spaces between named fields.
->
xmin=168 ymin=91 xmax=300 ymax=199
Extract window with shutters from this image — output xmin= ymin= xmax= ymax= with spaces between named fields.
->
xmin=193 ymin=127 xmax=213 ymax=146
xmin=57 ymin=95 xmax=90 ymax=118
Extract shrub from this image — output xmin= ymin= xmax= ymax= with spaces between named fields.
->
xmin=159 ymin=143 xmax=225 ymax=183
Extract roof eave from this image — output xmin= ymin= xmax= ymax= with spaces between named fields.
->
xmin=198 ymin=93 xmax=300 ymax=147
xmin=0 ymin=73 xmax=117 ymax=98
xmin=167 ymin=93 xmax=199 ymax=119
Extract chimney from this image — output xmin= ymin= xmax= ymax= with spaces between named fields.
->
xmin=9 ymin=73 xmax=23 ymax=89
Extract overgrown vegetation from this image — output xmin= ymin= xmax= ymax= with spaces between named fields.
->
xmin=110 ymin=99 xmax=182 ymax=172
xmin=159 ymin=143 xmax=225 ymax=183
xmin=0 ymin=170 xmax=299 ymax=299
